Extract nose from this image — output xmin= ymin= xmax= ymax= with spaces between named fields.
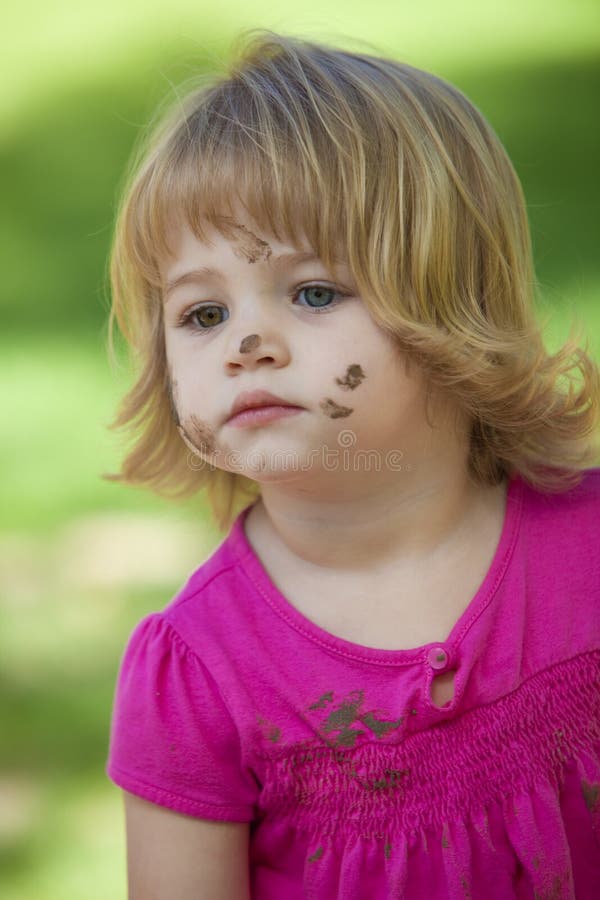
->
xmin=224 ymin=323 xmax=291 ymax=372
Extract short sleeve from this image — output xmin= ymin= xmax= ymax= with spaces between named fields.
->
xmin=105 ymin=613 xmax=257 ymax=821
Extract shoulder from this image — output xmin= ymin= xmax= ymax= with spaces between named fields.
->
xmin=142 ymin=503 xmax=257 ymax=664
xmin=107 ymin=503 xmax=254 ymax=691
xmin=519 ymin=466 xmax=600 ymax=523
xmin=516 ymin=466 xmax=600 ymax=574
xmin=177 ymin=510 xmax=249 ymax=599
xmin=108 ymin=506 xmax=255 ymax=722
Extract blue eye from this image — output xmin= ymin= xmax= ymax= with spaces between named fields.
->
xmin=293 ymin=284 xmax=346 ymax=312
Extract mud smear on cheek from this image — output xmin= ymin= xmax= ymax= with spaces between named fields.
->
xmin=168 ymin=369 xmax=217 ymax=455
xmin=166 ymin=369 xmax=181 ymax=427
xmin=335 ymin=363 xmax=366 ymax=390
xmin=178 ymin=415 xmax=217 ymax=455
xmin=239 ymin=334 xmax=261 ymax=354
xmin=318 ymin=363 xmax=365 ymax=417
xmin=319 ymin=398 xmax=353 ymax=419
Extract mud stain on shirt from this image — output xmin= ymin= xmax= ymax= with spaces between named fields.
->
xmin=581 ymin=779 xmax=599 ymax=812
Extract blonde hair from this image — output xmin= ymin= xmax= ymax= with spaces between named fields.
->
xmin=104 ymin=29 xmax=600 ymax=532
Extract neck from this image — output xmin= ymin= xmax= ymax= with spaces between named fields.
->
xmin=250 ymin=460 xmax=508 ymax=577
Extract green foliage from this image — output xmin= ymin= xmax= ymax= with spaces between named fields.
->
xmin=1 ymin=53 xmax=600 ymax=335
xmin=1 ymin=12 xmax=599 ymax=898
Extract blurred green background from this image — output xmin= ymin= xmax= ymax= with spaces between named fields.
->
xmin=1 ymin=1 xmax=599 ymax=896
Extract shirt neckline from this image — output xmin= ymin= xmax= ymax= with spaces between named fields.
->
xmin=229 ymin=473 xmax=524 ymax=665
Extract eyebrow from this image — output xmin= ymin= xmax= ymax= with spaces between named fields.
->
xmin=163 ymin=250 xmax=333 ymax=300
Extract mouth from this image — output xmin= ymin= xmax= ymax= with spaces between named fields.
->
xmin=227 ymin=390 xmax=304 ymax=427
xmin=227 ymin=405 xmax=304 ymax=428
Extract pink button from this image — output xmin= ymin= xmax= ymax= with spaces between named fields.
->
xmin=427 ymin=647 xmax=448 ymax=670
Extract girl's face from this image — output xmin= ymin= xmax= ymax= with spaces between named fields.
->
xmin=161 ymin=214 xmax=464 ymax=489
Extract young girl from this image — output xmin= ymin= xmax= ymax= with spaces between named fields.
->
xmin=104 ymin=30 xmax=600 ymax=899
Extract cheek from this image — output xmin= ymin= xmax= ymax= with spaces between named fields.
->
xmin=166 ymin=349 xmax=208 ymax=404
xmin=166 ymin=370 xmax=181 ymax=426
xmin=178 ymin=414 xmax=217 ymax=455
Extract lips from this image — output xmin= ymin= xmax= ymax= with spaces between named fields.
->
xmin=228 ymin=390 xmax=302 ymax=422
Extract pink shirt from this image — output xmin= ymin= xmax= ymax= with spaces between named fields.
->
xmin=106 ymin=469 xmax=600 ymax=898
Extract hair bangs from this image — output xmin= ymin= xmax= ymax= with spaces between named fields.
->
xmin=128 ymin=74 xmax=357 ymax=293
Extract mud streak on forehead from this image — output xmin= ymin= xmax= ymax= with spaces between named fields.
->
xmin=226 ymin=220 xmax=272 ymax=264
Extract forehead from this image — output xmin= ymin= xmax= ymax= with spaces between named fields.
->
xmin=160 ymin=212 xmax=347 ymax=293
xmin=145 ymin=132 xmax=350 ymax=289
xmin=165 ymin=215 xmax=310 ymax=261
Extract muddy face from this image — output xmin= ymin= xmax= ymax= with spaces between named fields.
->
xmin=178 ymin=414 xmax=217 ymax=455
xmin=335 ymin=363 xmax=366 ymax=391
xmin=320 ymin=398 xmax=353 ymax=419
xmin=239 ymin=333 xmax=262 ymax=354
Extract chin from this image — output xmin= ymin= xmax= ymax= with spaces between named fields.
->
xmin=241 ymin=463 xmax=306 ymax=483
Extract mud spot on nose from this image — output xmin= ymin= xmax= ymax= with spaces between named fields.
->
xmin=335 ymin=364 xmax=365 ymax=390
xmin=320 ymin=398 xmax=353 ymax=419
xmin=239 ymin=334 xmax=261 ymax=354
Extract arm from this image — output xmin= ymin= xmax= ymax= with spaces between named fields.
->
xmin=123 ymin=791 xmax=251 ymax=900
